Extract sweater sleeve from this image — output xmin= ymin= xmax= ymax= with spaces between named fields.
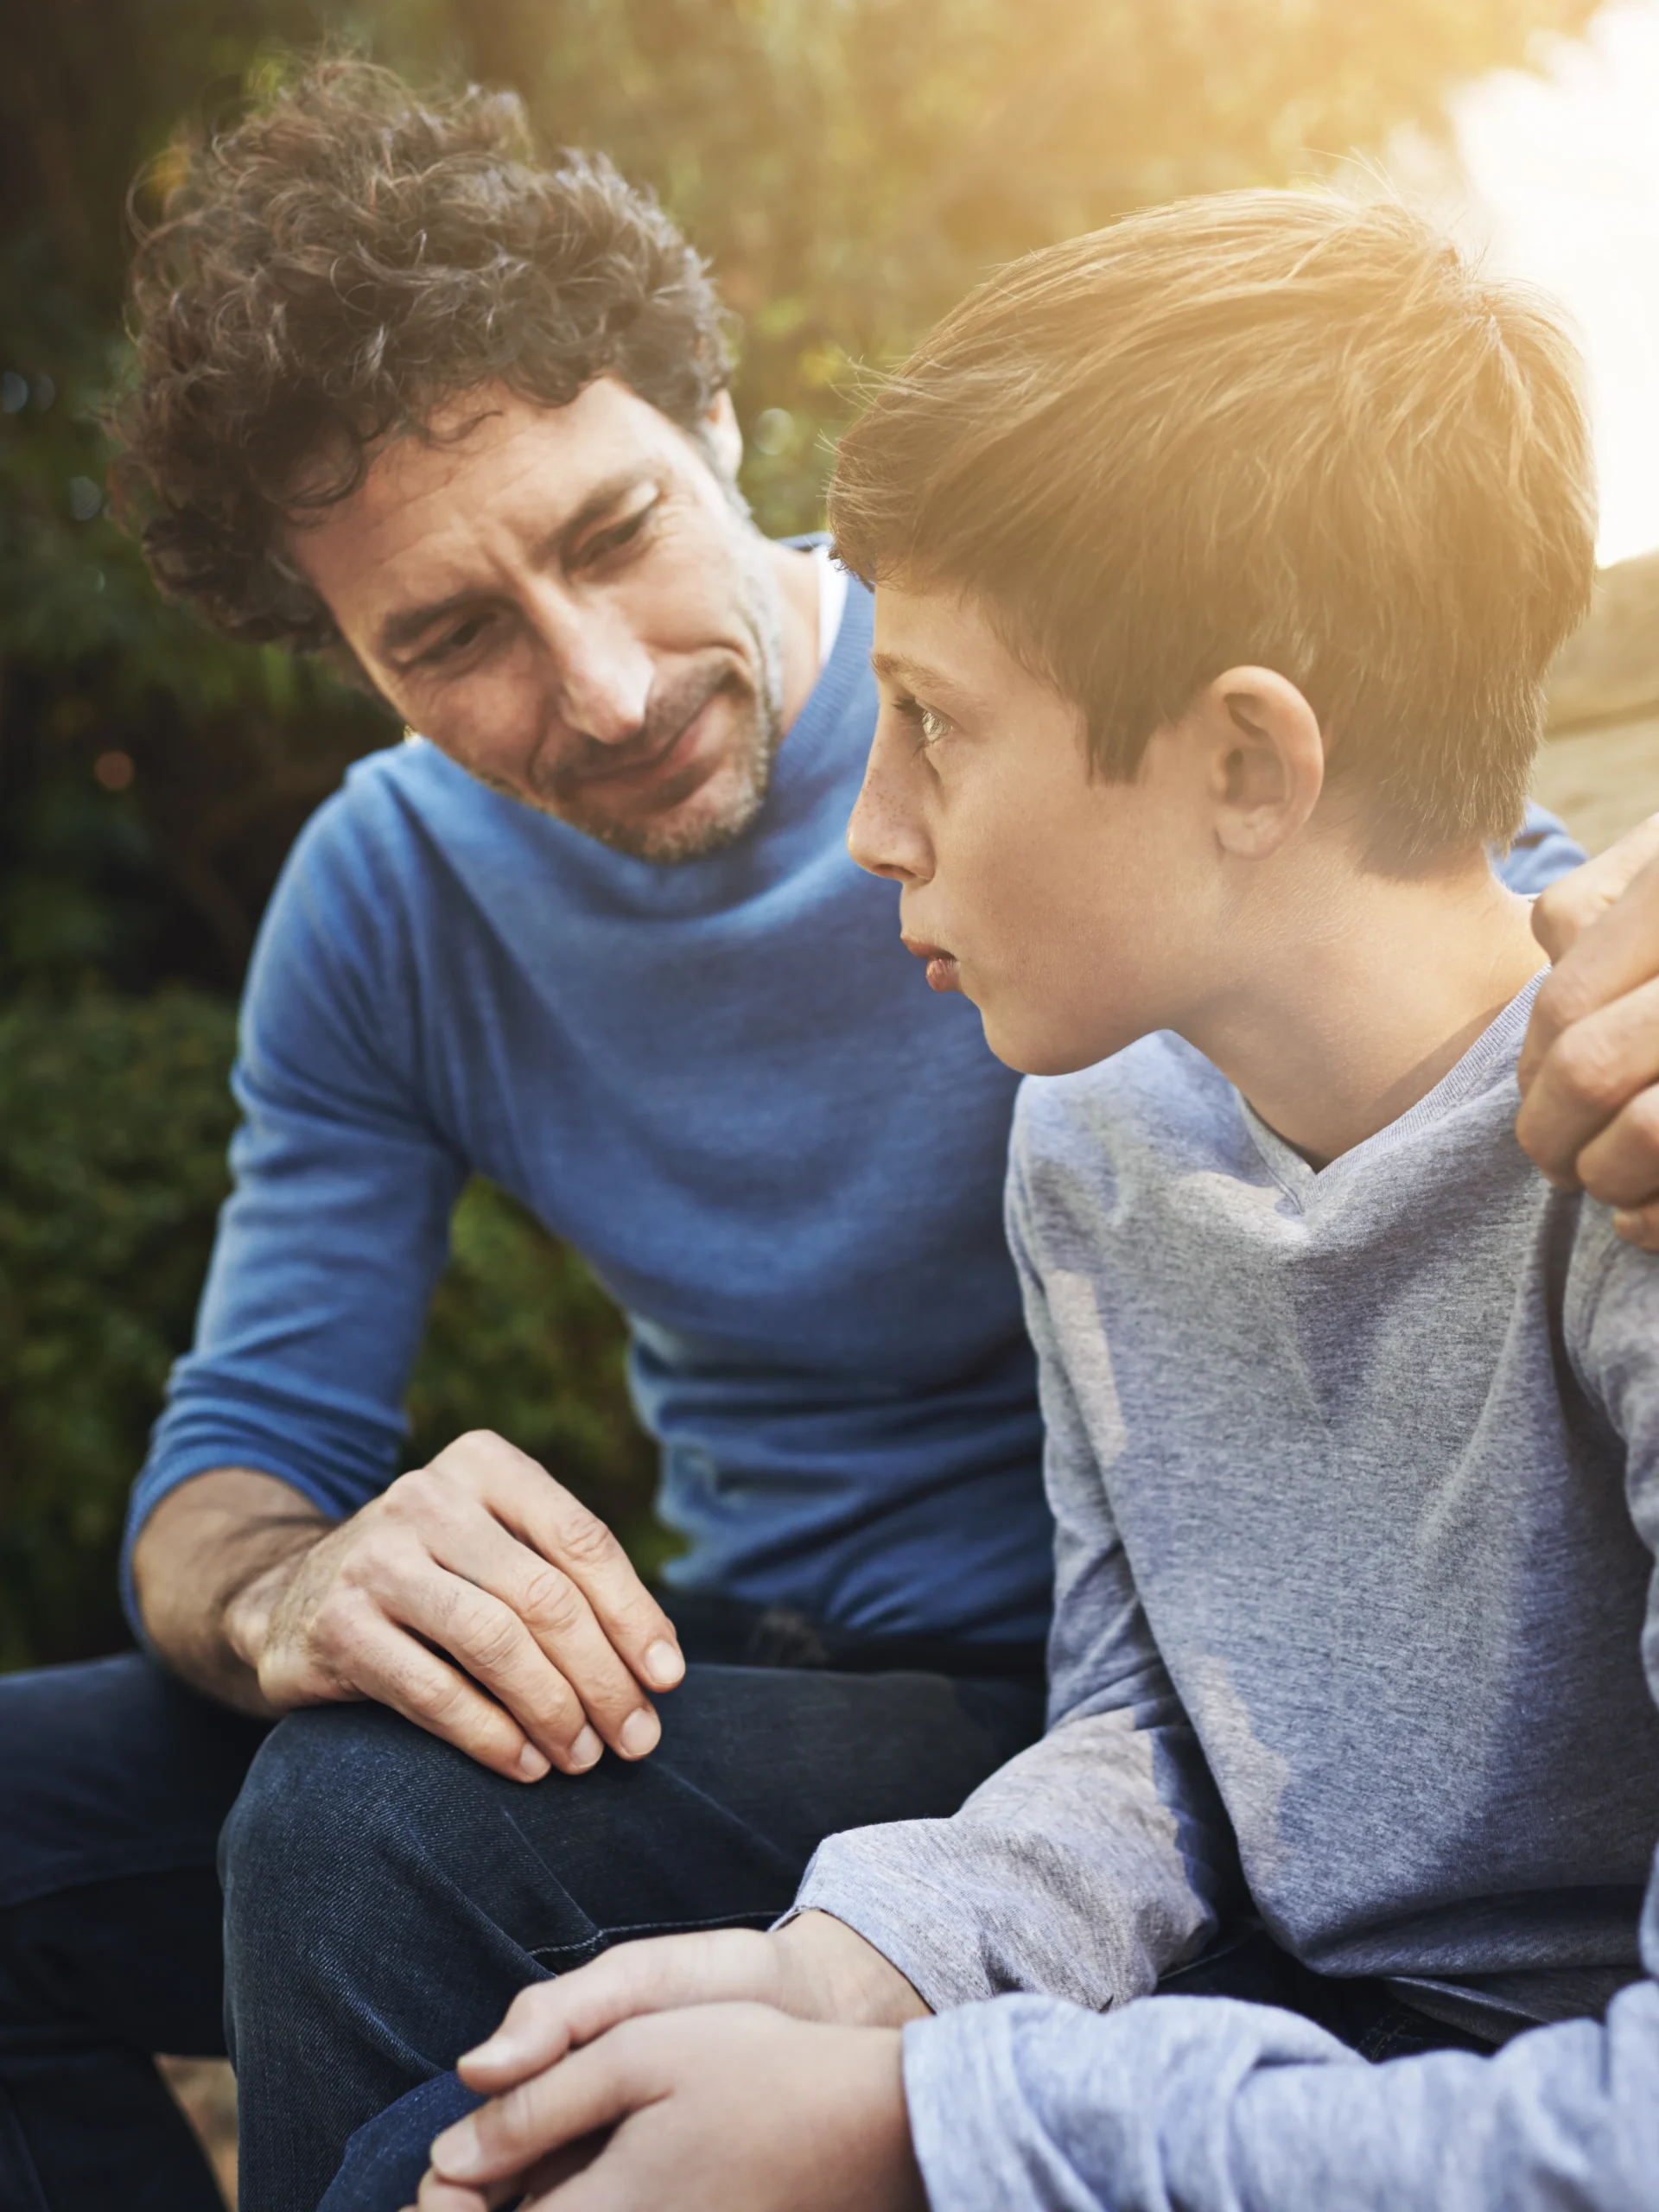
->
xmin=1493 ymin=799 xmax=1584 ymax=898
xmin=121 ymin=791 xmax=467 ymax=1624
xmin=785 ymin=1134 xmax=1234 ymax=2012
xmin=896 ymin=1198 xmax=1659 ymax=2212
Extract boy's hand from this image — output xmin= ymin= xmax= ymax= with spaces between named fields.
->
xmin=409 ymin=2004 xmax=926 ymax=2212
xmin=1518 ymin=813 xmax=1659 ymax=1245
xmin=455 ymin=1917 xmax=928 ymax=2104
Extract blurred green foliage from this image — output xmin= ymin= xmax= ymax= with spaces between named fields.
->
xmin=0 ymin=992 xmax=236 ymax=1668
xmin=0 ymin=988 xmax=657 ymax=1669
xmin=0 ymin=0 xmax=1605 ymax=1667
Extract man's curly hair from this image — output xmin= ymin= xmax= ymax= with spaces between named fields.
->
xmin=112 ymin=59 xmax=732 ymax=652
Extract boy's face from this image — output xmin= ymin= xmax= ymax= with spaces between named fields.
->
xmin=849 ymin=582 xmax=1212 ymax=1076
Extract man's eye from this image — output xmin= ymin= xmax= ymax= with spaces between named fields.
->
xmin=427 ymin=613 xmax=493 ymax=664
xmin=581 ymin=503 xmax=655 ymax=566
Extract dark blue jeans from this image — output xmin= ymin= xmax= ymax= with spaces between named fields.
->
xmin=0 ymin=1656 xmax=270 ymax=2212
xmin=0 ymin=1638 xmax=1043 ymax=2212
xmin=321 ymin=1906 xmax=1508 ymax=2212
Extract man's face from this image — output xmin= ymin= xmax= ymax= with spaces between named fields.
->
xmin=285 ymin=379 xmax=786 ymax=862
xmin=849 ymin=582 xmax=1214 ymax=1076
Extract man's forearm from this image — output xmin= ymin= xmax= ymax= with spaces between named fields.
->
xmin=130 ymin=1466 xmax=333 ymax=1713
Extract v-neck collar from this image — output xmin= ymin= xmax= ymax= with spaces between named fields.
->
xmin=1237 ymin=968 xmax=1547 ymax=1201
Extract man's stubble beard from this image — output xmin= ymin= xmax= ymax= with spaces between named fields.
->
xmin=492 ymin=517 xmax=790 ymax=866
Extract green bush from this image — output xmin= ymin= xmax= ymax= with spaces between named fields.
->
xmin=0 ymin=989 xmax=657 ymax=1673
xmin=406 ymin=1182 xmax=666 ymax=1578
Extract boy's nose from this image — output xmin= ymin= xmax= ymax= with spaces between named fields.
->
xmin=848 ymin=760 xmax=931 ymax=884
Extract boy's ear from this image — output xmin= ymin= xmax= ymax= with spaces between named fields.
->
xmin=1188 ymin=665 xmax=1326 ymax=861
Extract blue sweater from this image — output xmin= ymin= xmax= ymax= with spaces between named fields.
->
xmin=126 ymin=578 xmax=1052 ymax=1643
xmin=124 ymin=574 xmax=1582 ymax=1644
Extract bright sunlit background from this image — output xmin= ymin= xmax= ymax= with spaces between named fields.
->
xmin=1448 ymin=0 xmax=1659 ymax=564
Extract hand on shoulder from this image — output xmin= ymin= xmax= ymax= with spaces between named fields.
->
xmin=1518 ymin=813 xmax=1659 ymax=1246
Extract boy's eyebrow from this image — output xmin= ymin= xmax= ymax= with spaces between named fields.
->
xmin=869 ymin=648 xmax=956 ymax=690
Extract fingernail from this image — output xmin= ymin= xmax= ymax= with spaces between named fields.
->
xmin=518 ymin=1744 xmax=550 ymax=1782
xmin=643 ymin=1638 xmax=684 ymax=1688
xmin=431 ymin=2114 xmax=482 ymax=2179
xmin=569 ymin=1726 xmax=603 ymax=1770
xmin=620 ymin=1707 xmax=661 ymax=1758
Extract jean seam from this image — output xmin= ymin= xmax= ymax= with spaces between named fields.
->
xmin=528 ymin=1909 xmax=782 ymax=1963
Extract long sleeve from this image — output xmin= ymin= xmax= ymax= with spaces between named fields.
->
xmin=901 ymin=1975 xmax=1659 ymax=2211
xmin=786 ymin=1155 xmax=1236 ymax=2012
xmin=896 ymin=1198 xmax=1659 ymax=2211
xmin=122 ymin=797 xmax=467 ymax=1619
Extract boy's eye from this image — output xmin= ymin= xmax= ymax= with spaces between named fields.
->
xmin=896 ymin=694 xmax=954 ymax=749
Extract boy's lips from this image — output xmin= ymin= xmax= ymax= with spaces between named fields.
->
xmin=902 ymin=937 xmax=962 ymax=993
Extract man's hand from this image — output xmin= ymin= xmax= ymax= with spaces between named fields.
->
xmin=133 ymin=1435 xmax=683 ymax=1782
xmin=409 ymin=2004 xmax=926 ymax=2212
xmin=454 ymin=1918 xmax=928 ymax=2101
xmin=1517 ymin=813 xmax=1659 ymax=1247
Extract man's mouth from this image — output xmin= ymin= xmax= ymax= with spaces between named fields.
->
xmin=567 ymin=690 xmax=722 ymax=792
xmin=902 ymin=938 xmax=962 ymax=994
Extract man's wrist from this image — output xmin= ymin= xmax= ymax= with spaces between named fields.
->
xmin=132 ymin=1468 xmax=331 ymax=1710
xmin=220 ymin=1533 xmax=315 ymax=1677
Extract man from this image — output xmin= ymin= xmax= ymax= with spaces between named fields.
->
xmin=0 ymin=54 xmax=1656 ymax=2212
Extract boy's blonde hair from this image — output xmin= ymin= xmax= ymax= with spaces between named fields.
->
xmin=829 ymin=192 xmax=1596 ymax=870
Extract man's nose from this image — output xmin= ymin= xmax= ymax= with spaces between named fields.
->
xmin=847 ymin=719 xmax=931 ymax=883
xmin=526 ymin=584 xmax=653 ymax=746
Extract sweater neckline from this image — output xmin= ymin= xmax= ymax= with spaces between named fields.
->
xmin=1237 ymin=966 xmax=1548 ymax=1198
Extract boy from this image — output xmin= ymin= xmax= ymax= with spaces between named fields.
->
xmin=394 ymin=192 xmax=1659 ymax=2210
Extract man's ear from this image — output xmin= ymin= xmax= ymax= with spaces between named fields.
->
xmin=1188 ymin=665 xmax=1325 ymax=861
xmin=703 ymin=390 xmax=743 ymax=480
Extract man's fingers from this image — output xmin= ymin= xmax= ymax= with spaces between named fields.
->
xmin=1520 ymin=825 xmax=1659 ymax=1101
xmin=341 ymin=1615 xmax=553 ymax=1783
xmin=1527 ymin=813 xmax=1659 ymax=969
xmin=415 ymin=1513 xmax=661 ymax=1762
xmin=1516 ymin=975 xmax=1659 ymax=1187
xmin=448 ymin=1436 xmax=684 ymax=1692
xmin=1571 ymin=1085 xmax=1659 ymax=1212
xmin=356 ymin=1541 xmax=603 ymax=1775
xmin=461 ymin=1931 xmax=784 ymax=2091
xmin=434 ymin=2024 xmax=665 ymax=2189
xmin=1612 ymin=1198 xmax=1659 ymax=1251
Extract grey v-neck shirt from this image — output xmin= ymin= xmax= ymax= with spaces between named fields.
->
xmin=793 ymin=977 xmax=1659 ymax=2208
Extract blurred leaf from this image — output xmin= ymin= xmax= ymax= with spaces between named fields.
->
xmin=0 ymin=993 xmax=658 ymax=1671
